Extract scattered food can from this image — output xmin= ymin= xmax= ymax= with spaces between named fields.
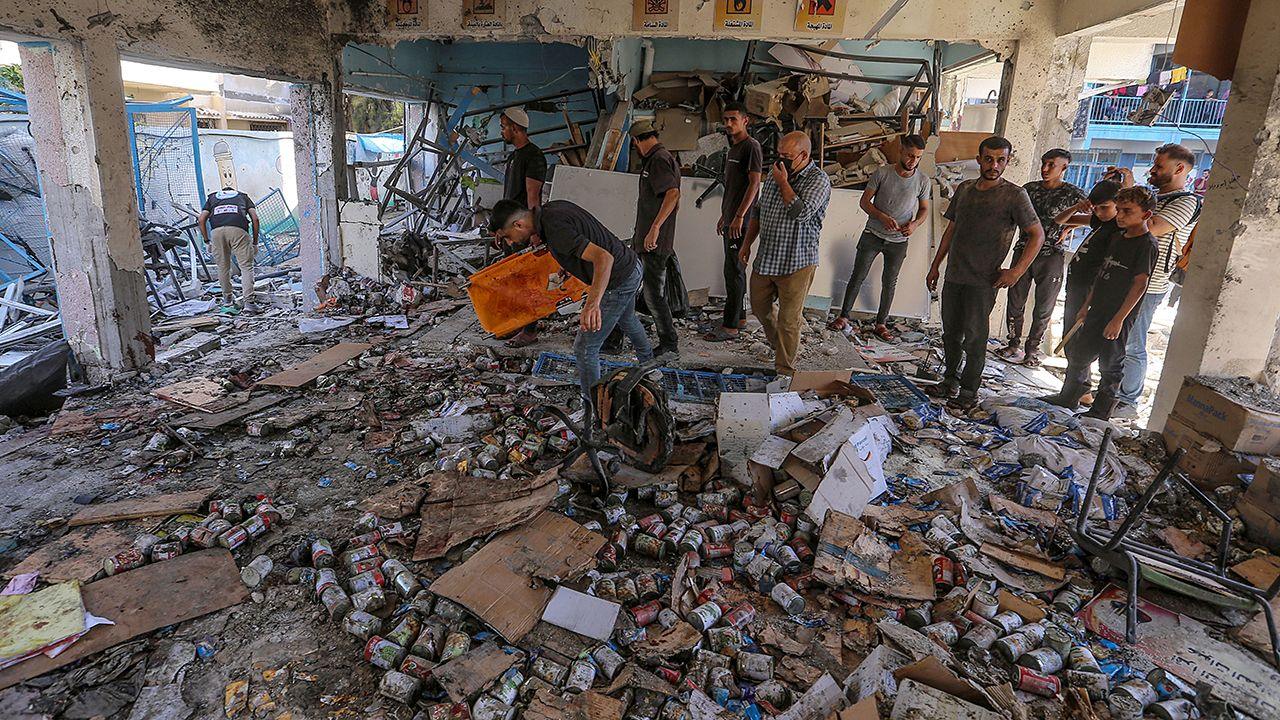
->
xmin=707 ymin=626 xmax=742 ymax=653
xmin=956 ymin=623 xmax=1000 ymax=651
xmin=239 ymin=555 xmax=274 ymax=588
xmin=1067 ymin=644 xmax=1101 ymax=673
xmin=722 ymin=602 xmax=756 ymax=630
xmin=348 ymin=568 xmax=387 ymax=595
xmin=635 ymin=534 xmax=665 ymax=560
xmin=635 ymin=573 xmax=660 ymax=600
xmin=103 ymin=548 xmax=146 ymax=576
xmin=615 ymin=577 xmax=639 ymax=605
xmin=1014 ymin=666 xmax=1061 ymax=697
xmin=903 ymin=602 xmax=933 ymax=630
xmin=1052 ymin=586 xmax=1088 ymax=614
xmin=341 ymin=543 xmax=381 ymax=567
xmin=1018 ymin=647 xmax=1065 ymax=674
xmin=319 ymin=586 xmax=351 ymax=621
xmin=630 ymin=600 xmax=663 ymax=627
xmin=1108 ymin=693 xmax=1146 ymax=720
xmin=736 ymin=652 xmax=774 ymax=681
xmin=565 ymin=658 xmax=596 ymax=693
xmin=412 ymin=622 xmax=444 ymax=661
xmin=1112 ymin=679 xmax=1159 ymax=708
xmin=351 ymin=586 xmax=387 ymax=613
xmin=217 ymin=525 xmax=249 ymax=550
xmin=532 ymin=656 xmax=569 ymax=685
xmin=990 ymin=610 xmax=1025 ymax=635
xmin=440 ymin=631 xmax=470 ymax=662
xmin=932 ymin=556 xmax=955 ymax=592
xmin=348 ymin=529 xmax=382 ymax=547
xmin=1150 ymin=698 xmax=1197 ymax=720
xmin=240 ymin=513 xmax=271 ymax=538
xmin=384 ymin=613 xmax=422 ymax=647
xmin=342 ymin=610 xmax=383 ymax=640
xmin=688 ymin=601 xmax=723 ymax=632
xmin=399 ymin=654 xmax=434 ymax=680
xmin=922 ymin=620 xmax=960 ymax=647
xmin=490 ymin=667 xmax=523 ymax=705
xmin=591 ymin=645 xmax=625 ymax=680
xmin=150 ymin=541 xmax=183 ymax=562
xmin=315 ymin=567 xmax=340 ymax=596
xmin=1066 ymin=670 xmax=1110 ymax=700
xmin=969 ymin=591 xmax=999 ymax=619
xmin=191 ymin=520 xmax=228 ymax=547
xmin=1043 ymin=624 xmax=1073 ymax=658
xmin=310 ymin=539 xmax=335 ymax=568
xmin=770 ymin=582 xmax=805 ymax=615
xmin=657 ymin=608 xmax=680 ymax=629
xmin=379 ymin=669 xmax=421 ymax=705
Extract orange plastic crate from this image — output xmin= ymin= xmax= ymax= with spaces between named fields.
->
xmin=467 ymin=248 xmax=589 ymax=337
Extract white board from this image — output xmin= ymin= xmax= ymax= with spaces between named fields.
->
xmin=549 ymin=166 xmax=932 ymax=320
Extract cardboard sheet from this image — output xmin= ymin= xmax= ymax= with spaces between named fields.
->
xmin=812 ymin=511 xmax=934 ymax=601
xmin=68 ymin=487 xmax=214 ymax=527
xmin=540 ymin=587 xmax=620 ymax=642
xmin=361 ymin=480 xmax=427 ymax=520
xmin=525 ymin=689 xmax=624 ymax=720
xmin=806 ymin=443 xmax=887 ymax=525
xmin=0 ymin=550 xmax=247 ymax=690
xmin=433 ymin=642 xmax=524 ymax=703
xmin=429 ymin=512 xmax=605 ymax=642
xmin=1080 ymin=585 xmax=1280 ymax=719
xmin=5 ymin=525 xmax=136 ymax=582
xmin=174 ymin=393 xmax=286 ymax=430
xmin=151 ymin=378 xmax=236 ymax=412
xmin=412 ymin=470 xmax=558 ymax=561
xmin=890 ymin=679 xmax=1003 ymax=720
xmin=256 ymin=343 xmax=371 ymax=388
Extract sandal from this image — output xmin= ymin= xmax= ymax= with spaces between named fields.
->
xmin=873 ymin=324 xmax=895 ymax=342
xmin=993 ymin=343 xmax=1021 ymax=360
xmin=504 ymin=329 xmax=539 ymax=348
xmin=827 ymin=317 xmax=850 ymax=332
xmin=703 ymin=327 xmax=739 ymax=342
xmin=1022 ymin=351 xmax=1043 ymax=368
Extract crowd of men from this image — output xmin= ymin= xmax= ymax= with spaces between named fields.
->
xmin=480 ymin=104 xmax=1201 ymax=418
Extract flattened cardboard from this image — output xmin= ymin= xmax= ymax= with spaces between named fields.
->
xmin=412 ymin=470 xmax=558 ymax=560
xmin=1170 ymin=377 xmax=1280 ymax=455
xmin=430 ymin=512 xmax=605 ymax=642
xmin=805 ymin=443 xmax=887 ymax=525
xmin=978 ymin=543 xmax=1066 ymax=581
xmin=890 ymin=679 xmax=1003 ymax=720
xmin=813 ymin=511 xmax=934 ymax=601
xmin=433 ymin=642 xmax=523 ymax=703
xmin=68 ymin=487 xmax=214 ymax=527
xmin=892 ymin=656 xmax=992 ymax=709
xmin=1163 ymin=414 xmax=1258 ymax=488
xmin=541 ymin=587 xmax=620 ymax=642
xmin=655 ymin=108 xmax=702 ymax=151
xmin=632 ymin=620 xmax=702 ymax=664
xmin=257 ymin=343 xmax=371 ymax=388
xmin=6 ymin=525 xmax=136 ymax=582
xmin=1082 ymin=585 xmax=1280 ymax=719
xmin=996 ymin=588 xmax=1047 ymax=623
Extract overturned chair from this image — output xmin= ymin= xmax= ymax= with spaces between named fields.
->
xmin=1071 ymin=427 xmax=1280 ymax=668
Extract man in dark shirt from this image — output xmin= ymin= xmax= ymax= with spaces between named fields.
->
xmin=198 ymin=186 xmax=260 ymax=314
xmin=996 ymin=149 xmax=1086 ymax=366
xmin=499 ymin=107 xmax=549 ymax=348
xmin=489 ymin=199 xmax=652 ymax=394
xmin=1044 ymin=187 xmax=1158 ymax=420
xmin=705 ymin=102 xmax=762 ymax=342
xmin=629 ymin=119 xmax=682 ymax=357
xmin=925 ymin=136 xmax=1044 ymax=410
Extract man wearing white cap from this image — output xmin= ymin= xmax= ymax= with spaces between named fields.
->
xmin=498 ymin=106 xmax=549 ymax=347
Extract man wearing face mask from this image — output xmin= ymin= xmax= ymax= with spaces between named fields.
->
xmin=738 ymin=131 xmax=832 ymax=378
xmin=925 ymin=136 xmax=1044 ymax=410
xmin=488 ymin=198 xmax=652 ymax=395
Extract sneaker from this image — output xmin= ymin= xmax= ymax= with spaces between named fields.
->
xmin=947 ymin=392 xmax=978 ymax=411
xmin=655 ymin=345 xmax=679 ymax=361
xmin=1110 ymin=402 xmax=1140 ymax=419
xmin=925 ymin=380 xmax=959 ymax=399
xmin=240 ymin=303 xmax=261 ymax=315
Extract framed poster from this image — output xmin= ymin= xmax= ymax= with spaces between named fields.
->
xmin=794 ymin=0 xmax=846 ymax=34
xmin=463 ymin=0 xmax=506 ymax=30
xmin=387 ymin=0 xmax=422 ymax=29
xmin=713 ymin=0 xmax=762 ymax=33
xmin=634 ymin=0 xmax=679 ymax=32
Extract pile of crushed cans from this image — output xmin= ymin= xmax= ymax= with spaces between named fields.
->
xmin=101 ymin=494 xmax=291 ymax=578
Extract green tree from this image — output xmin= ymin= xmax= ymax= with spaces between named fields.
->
xmin=345 ymin=95 xmax=404 ymax=134
xmin=0 ymin=65 xmax=23 ymax=93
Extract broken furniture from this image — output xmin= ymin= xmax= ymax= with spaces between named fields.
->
xmin=1072 ymin=428 xmax=1280 ymax=667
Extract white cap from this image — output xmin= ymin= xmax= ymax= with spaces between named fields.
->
xmin=502 ymin=107 xmax=530 ymax=129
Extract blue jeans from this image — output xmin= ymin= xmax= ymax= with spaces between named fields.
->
xmin=575 ymin=261 xmax=653 ymax=394
xmin=1118 ymin=290 xmax=1167 ymax=404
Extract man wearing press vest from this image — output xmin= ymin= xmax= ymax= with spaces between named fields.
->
xmin=198 ymin=185 xmax=261 ymax=314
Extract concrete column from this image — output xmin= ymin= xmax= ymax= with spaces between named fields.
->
xmin=291 ymin=80 xmax=341 ymax=309
xmin=994 ymin=33 xmax=1090 ymax=182
xmin=1149 ymin=0 xmax=1280 ymax=429
xmin=19 ymin=36 xmax=152 ymax=377
xmin=404 ymin=101 xmax=428 ymax=194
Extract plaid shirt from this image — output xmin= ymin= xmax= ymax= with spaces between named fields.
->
xmin=752 ymin=161 xmax=832 ymax=276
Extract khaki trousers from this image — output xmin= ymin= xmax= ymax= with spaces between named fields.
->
xmin=749 ymin=264 xmax=816 ymax=376
xmin=211 ymin=226 xmax=255 ymax=306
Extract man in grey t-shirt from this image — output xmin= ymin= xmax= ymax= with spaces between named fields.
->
xmin=925 ymin=136 xmax=1044 ymax=410
xmin=830 ymin=135 xmax=930 ymax=340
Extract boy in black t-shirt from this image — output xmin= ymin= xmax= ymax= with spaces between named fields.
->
xmin=1044 ymin=187 xmax=1158 ymax=420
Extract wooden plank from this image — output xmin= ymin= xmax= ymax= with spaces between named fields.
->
xmin=0 ymin=428 xmax=48 ymax=460
xmin=68 ymin=487 xmax=214 ymax=528
xmin=173 ymin=393 xmax=286 ymax=430
xmin=5 ymin=525 xmax=136 ymax=582
xmin=151 ymin=316 xmax=221 ymax=333
xmin=0 ymin=550 xmax=248 ymax=690
xmin=256 ymin=343 xmax=371 ymax=388
xmin=151 ymin=377 xmax=239 ymax=412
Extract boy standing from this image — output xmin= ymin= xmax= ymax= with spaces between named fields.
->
xmin=1044 ymin=187 xmax=1159 ymax=420
xmin=705 ymin=102 xmax=762 ymax=342
xmin=1055 ymin=179 xmax=1122 ymax=342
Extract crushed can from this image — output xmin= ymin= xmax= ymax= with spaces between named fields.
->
xmin=103 ymin=548 xmax=146 ymax=576
xmin=565 ymin=658 xmax=596 ymax=693
xmin=1014 ymin=665 xmax=1060 ymax=697
xmin=736 ymin=652 xmax=774 ymax=681
xmin=1112 ymin=678 xmax=1159 ymax=708
xmin=310 ymin=539 xmax=335 ymax=568
xmin=352 ymin=585 xmax=387 ymax=613
xmin=399 ymin=654 xmax=435 ymax=680
xmin=379 ymin=669 xmax=421 ymax=705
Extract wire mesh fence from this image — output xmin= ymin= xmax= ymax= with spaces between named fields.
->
xmin=129 ymin=108 xmax=205 ymax=227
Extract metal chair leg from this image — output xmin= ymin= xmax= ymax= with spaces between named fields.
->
xmin=1126 ymin=551 xmax=1141 ymax=644
xmin=1259 ymin=596 xmax=1280 ymax=669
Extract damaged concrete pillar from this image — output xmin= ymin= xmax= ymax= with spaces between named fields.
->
xmin=404 ymin=102 xmax=429 ymax=194
xmin=291 ymin=80 xmax=342 ymax=309
xmin=19 ymin=36 xmax=152 ymax=377
xmin=1149 ymin=0 xmax=1280 ymax=430
xmin=995 ymin=33 xmax=1089 ymax=182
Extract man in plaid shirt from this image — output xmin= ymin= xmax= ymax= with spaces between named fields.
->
xmin=738 ymin=131 xmax=832 ymax=376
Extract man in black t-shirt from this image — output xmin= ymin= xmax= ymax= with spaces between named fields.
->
xmin=1044 ymin=187 xmax=1158 ymax=420
xmin=705 ymin=102 xmax=762 ymax=341
xmin=499 ymin=107 xmax=549 ymax=348
xmin=198 ymin=186 xmax=260 ymax=313
xmin=489 ymin=199 xmax=653 ymax=394
xmin=629 ymin=119 xmax=682 ymax=357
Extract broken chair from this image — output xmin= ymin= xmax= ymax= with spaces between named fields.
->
xmin=1072 ymin=428 xmax=1280 ymax=667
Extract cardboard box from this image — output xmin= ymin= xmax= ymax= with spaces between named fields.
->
xmin=1238 ymin=497 xmax=1280 ymax=553
xmin=1170 ymin=378 xmax=1280 ymax=455
xmin=1162 ymin=415 xmax=1260 ymax=488
xmin=744 ymin=78 xmax=788 ymax=119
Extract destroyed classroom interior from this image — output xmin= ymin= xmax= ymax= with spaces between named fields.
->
xmin=3 ymin=0 xmax=1280 ymax=719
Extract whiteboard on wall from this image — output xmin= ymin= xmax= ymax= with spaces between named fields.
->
xmin=548 ymin=165 xmax=931 ymax=320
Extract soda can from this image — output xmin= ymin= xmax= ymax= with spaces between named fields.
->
xmin=399 ymin=654 xmax=435 ymax=680
xmin=615 ymin=577 xmax=639 ymax=605
xmin=956 ymin=623 xmax=1000 ymax=651
xmin=240 ymin=513 xmax=271 ymax=539
xmin=349 ymin=529 xmax=382 ymax=547
xmin=217 ymin=525 xmax=249 ymax=550
xmin=150 ymin=541 xmax=183 ymax=562
xmin=1014 ymin=666 xmax=1061 ymax=697
xmin=103 ymin=548 xmax=146 ymax=576
xmin=921 ymin=620 xmax=960 ymax=647
xmin=311 ymin=539 xmax=335 ymax=568
xmin=990 ymin=610 xmax=1025 ymax=634
xmin=736 ymin=652 xmax=774 ymax=681
xmin=1150 ymin=699 xmax=1197 ymax=720
xmin=349 ymin=568 xmax=387 ymax=595
xmin=932 ymin=556 xmax=955 ymax=592
xmin=688 ymin=601 xmax=723 ymax=632
xmin=319 ymin=585 xmax=351 ymax=620
xmin=440 ymin=631 xmax=471 ymax=662
xmin=722 ymin=602 xmax=756 ymax=629
xmin=239 ymin=555 xmax=274 ymax=588
xmin=630 ymin=600 xmax=662 ymax=627
xmin=385 ymin=612 xmax=422 ymax=647
xmin=379 ymin=669 xmax=421 ymax=705
xmin=532 ymin=656 xmax=569 ymax=685
xmin=703 ymin=542 xmax=733 ymax=559
xmin=635 ymin=573 xmax=660 ymax=600
xmin=565 ymin=658 xmax=596 ymax=693
xmin=592 ymin=645 xmax=625 ymax=681
xmin=191 ymin=520 xmax=231 ymax=548
xmin=1018 ymin=647 xmax=1065 ymax=674
xmin=1044 ymin=624 xmax=1073 ymax=658
xmin=969 ymin=591 xmax=999 ymax=619
xmin=1066 ymin=670 xmax=1110 ymax=700
xmin=491 ymin=667 xmax=523 ymax=705
xmin=657 ymin=608 xmax=680 ymax=629
xmin=1112 ymin=679 xmax=1159 ymax=708
xmin=1067 ymin=645 xmax=1101 ymax=673
xmin=635 ymin=534 xmax=665 ymax=560
xmin=315 ymin=567 xmax=340 ymax=596
xmin=770 ymin=582 xmax=805 ymax=615
xmin=342 ymin=609 xmax=383 ymax=640
xmin=351 ymin=583 xmax=388 ymax=612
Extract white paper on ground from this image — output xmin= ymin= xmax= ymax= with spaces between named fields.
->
xmin=161 ymin=298 xmax=217 ymax=317
xmin=806 ymin=442 xmax=887 ymax=524
xmin=540 ymin=586 xmax=621 ymax=642
xmin=298 ymin=316 xmax=356 ymax=333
